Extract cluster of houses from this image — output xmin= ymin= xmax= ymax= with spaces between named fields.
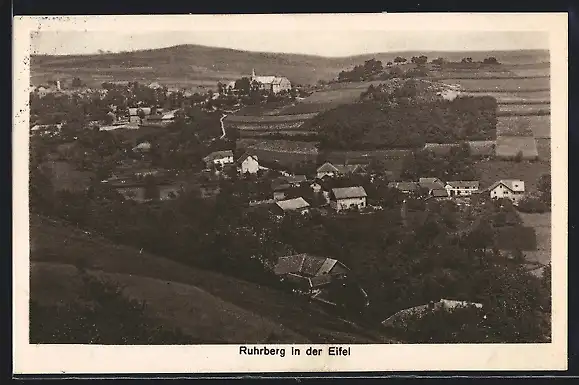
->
xmin=388 ymin=177 xmax=526 ymax=204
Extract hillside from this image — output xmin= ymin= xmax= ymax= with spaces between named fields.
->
xmin=30 ymin=214 xmax=394 ymax=344
xmin=30 ymin=44 xmax=549 ymax=88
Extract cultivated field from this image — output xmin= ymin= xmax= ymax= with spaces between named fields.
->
xmin=226 ymin=113 xmax=318 ymax=123
xmin=495 ymin=136 xmax=539 ymax=160
xmin=497 ymin=104 xmax=550 ymax=115
xmin=497 ymin=116 xmax=550 ymax=138
xmin=441 ymin=77 xmax=550 ymax=92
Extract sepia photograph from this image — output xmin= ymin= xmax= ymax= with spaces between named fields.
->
xmin=13 ymin=13 xmax=567 ymax=374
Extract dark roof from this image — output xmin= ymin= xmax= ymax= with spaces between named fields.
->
xmin=236 ymin=152 xmax=258 ymax=164
xmin=203 ymin=150 xmax=234 ymax=162
xmin=430 ymin=188 xmax=449 ymax=198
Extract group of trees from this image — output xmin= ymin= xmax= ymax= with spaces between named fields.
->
xmin=517 ymin=174 xmax=551 ymax=213
xmin=310 ymin=82 xmax=497 ymax=150
xmin=338 ymin=58 xmax=385 ymax=82
xmin=401 ymin=143 xmax=479 ymax=181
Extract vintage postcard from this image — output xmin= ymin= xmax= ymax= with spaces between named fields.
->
xmin=13 ymin=13 xmax=568 ymax=374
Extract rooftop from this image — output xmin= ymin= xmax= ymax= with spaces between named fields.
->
xmin=275 ymin=197 xmax=310 ymax=212
xmin=332 ymin=186 xmax=367 ymax=199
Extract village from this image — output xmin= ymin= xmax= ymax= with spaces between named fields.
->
xmin=29 ymin=58 xmax=551 ymax=342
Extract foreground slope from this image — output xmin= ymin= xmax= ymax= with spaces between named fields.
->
xmin=30 ymin=214 xmax=392 ymax=344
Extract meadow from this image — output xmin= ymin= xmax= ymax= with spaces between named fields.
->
xmin=497 ymin=104 xmax=551 ymax=115
xmin=497 ymin=116 xmax=550 ymax=138
xmin=495 ymin=136 xmax=539 ymax=160
xmin=440 ymin=77 xmax=550 ymax=92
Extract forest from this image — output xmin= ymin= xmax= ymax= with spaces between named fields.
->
xmin=307 ymin=87 xmax=497 ymax=150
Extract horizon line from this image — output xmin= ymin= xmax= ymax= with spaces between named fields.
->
xmin=30 ymin=42 xmax=550 ymax=59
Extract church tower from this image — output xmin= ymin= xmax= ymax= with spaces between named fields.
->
xmin=251 ymin=68 xmax=256 ymax=80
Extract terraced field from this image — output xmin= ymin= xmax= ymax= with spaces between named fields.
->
xmin=441 ymin=77 xmax=550 ymax=92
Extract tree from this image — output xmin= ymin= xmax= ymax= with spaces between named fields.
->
xmin=394 ymin=56 xmax=407 ymax=64
xmin=514 ymin=150 xmax=523 ymax=163
xmin=411 ymin=55 xmax=428 ymax=65
xmin=234 ymin=77 xmax=251 ymax=95
xmin=137 ymin=108 xmax=145 ymax=123
xmin=537 ymin=174 xmax=551 ymax=204
xmin=483 ymin=57 xmax=500 ymax=65
xmin=71 ymin=77 xmax=83 ymax=88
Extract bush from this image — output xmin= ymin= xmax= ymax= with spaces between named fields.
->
xmin=517 ymin=197 xmax=550 ymax=213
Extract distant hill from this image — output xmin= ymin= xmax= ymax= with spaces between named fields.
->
xmin=30 ymin=214 xmax=393 ymax=344
xmin=30 ymin=44 xmax=549 ymax=89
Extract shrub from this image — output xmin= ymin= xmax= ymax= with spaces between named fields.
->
xmin=517 ymin=197 xmax=550 ymax=213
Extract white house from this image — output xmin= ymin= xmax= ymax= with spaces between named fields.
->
xmin=202 ymin=150 xmax=234 ymax=169
xmin=330 ymin=186 xmax=367 ymax=212
xmin=487 ymin=179 xmax=525 ymax=204
xmin=237 ymin=153 xmax=260 ymax=174
xmin=251 ymin=69 xmax=292 ymax=94
xmin=445 ymin=181 xmax=480 ymax=197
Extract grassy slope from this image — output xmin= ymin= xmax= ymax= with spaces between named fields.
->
xmin=30 ymin=214 xmax=393 ymax=344
xmin=31 ymin=45 xmax=549 ymax=87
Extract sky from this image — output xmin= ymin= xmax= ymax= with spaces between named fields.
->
xmin=30 ymin=30 xmax=549 ymax=57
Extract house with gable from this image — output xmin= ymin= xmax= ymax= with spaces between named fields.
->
xmin=237 ymin=152 xmax=260 ymax=175
xmin=487 ymin=179 xmax=526 ymax=204
xmin=330 ymin=186 xmax=367 ymax=212
xmin=251 ymin=69 xmax=292 ymax=94
xmin=274 ymin=254 xmax=349 ymax=293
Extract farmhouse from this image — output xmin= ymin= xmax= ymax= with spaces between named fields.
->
xmin=445 ymin=181 xmax=480 ymax=197
xmin=274 ymin=254 xmax=349 ymax=293
xmin=237 ymin=153 xmax=260 ymax=175
xmin=418 ymin=177 xmax=446 ymax=192
xmin=202 ymin=150 xmax=234 ymax=169
xmin=487 ymin=179 xmax=526 ymax=204
xmin=330 ymin=186 xmax=367 ymax=212
xmin=274 ymin=197 xmax=310 ymax=215
xmin=251 ymin=69 xmax=292 ymax=94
